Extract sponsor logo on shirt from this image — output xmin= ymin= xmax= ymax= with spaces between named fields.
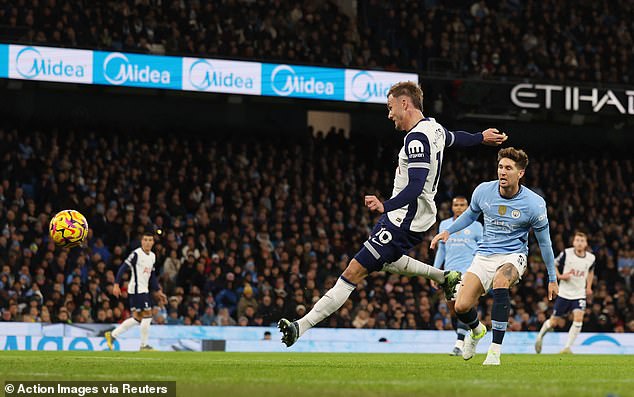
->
xmin=407 ymin=140 xmax=425 ymax=158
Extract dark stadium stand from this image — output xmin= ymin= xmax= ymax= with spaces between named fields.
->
xmin=0 ymin=0 xmax=632 ymax=83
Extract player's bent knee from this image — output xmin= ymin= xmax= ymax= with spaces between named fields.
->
xmin=341 ymin=259 xmax=369 ymax=285
xmin=492 ymin=263 xmax=517 ymax=289
xmin=454 ymin=300 xmax=472 ymax=314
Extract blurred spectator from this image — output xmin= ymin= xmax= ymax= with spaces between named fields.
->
xmin=237 ymin=284 xmax=257 ymax=319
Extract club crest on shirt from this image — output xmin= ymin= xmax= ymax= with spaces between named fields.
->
xmin=498 ymin=205 xmax=507 ymax=215
xmin=433 ymin=128 xmax=444 ymax=147
xmin=464 ymin=229 xmax=471 ymax=235
xmin=511 ymin=209 xmax=521 ymax=218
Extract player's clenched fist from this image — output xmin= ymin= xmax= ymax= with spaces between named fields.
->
xmin=364 ymin=195 xmax=385 ymax=213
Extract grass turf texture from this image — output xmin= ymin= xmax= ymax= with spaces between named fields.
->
xmin=0 ymin=352 xmax=631 ymax=397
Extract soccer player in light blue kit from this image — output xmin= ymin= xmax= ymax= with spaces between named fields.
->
xmin=278 ymin=81 xmax=508 ymax=347
xmin=431 ymin=147 xmax=558 ymax=365
xmin=433 ymin=196 xmax=482 ymax=356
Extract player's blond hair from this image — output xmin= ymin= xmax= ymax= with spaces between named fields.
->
xmin=387 ymin=81 xmax=423 ymax=111
xmin=574 ymin=231 xmax=588 ymax=240
xmin=497 ymin=147 xmax=529 ymax=170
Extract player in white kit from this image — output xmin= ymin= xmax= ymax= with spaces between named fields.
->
xmin=535 ymin=232 xmax=595 ymax=354
xmin=278 ymin=81 xmax=508 ymax=347
xmin=105 ymin=232 xmax=167 ymax=351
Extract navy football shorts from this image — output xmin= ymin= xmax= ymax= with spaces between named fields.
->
xmin=129 ymin=293 xmax=152 ymax=312
xmin=354 ymin=215 xmax=424 ymax=273
xmin=552 ymin=296 xmax=586 ymax=316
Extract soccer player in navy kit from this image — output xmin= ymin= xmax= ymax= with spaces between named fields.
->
xmin=105 ymin=232 xmax=167 ymax=351
xmin=278 ymin=81 xmax=508 ymax=347
xmin=535 ymin=232 xmax=595 ymax=354
xmin=433 ymin=196 xmax=482 ymax=355
xmin=432 ymin=147 xmax=559 ymax=365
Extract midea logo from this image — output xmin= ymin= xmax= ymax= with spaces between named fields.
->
xmin=271 ymin=65 xmax=334 ymax=96
xmin=189 ymin=59 xmax=254 ymax=91
xmin=16 ymin=46 xmax=85 ymax=79
xmin=103 ymin=52 xmax=170 ymax=85
xmin=350 ymin=71 xmax=391 ymax=101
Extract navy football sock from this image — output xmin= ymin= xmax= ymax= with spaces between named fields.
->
xmin=456 ymin=308 xmax=479 ymax=329
xmin=491 ymin=288 xmax=510 ymax=344
xmin=456 ymin=320 xmax=469 ymax=341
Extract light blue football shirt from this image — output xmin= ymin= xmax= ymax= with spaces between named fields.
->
xmin=433 ymin=217 xmax=482 ymax=272
xmin=466 ymin=180 xmax=548 ymax=255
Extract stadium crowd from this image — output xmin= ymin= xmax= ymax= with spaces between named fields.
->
xmin=0 ymin=125 xmax=632 ymax=334
xmin=0 ymin=0 xmax=632 ymax=84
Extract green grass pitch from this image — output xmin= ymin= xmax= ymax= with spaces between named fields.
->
xmin=0 ymin=352 xmax=631 ymax=397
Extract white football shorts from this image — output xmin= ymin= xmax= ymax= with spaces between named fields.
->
xmin=465 ymin=253 xmax=527 ymax=293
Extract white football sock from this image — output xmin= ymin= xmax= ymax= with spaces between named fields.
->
xmin=140 ymin=317 xmax=152 ymax=346
xmin=111 ymin=317 xmax=139 ymax=338
xmin=489 ymin=342 xmax=502 ymax=354
xmin=538 ymin=319 xmax=553 ymax=338
xmin=382 ymin=255 xmax=445 ymax=283
xmin=564 ymin=321 xmax=582 ymax=348
xmin=455 ymin=339 xmax=465 ymax=349
xmin=473 ymin=322 xmax=486 ymax=336
xmin=297 ymin=277 xmax=356 ymax=337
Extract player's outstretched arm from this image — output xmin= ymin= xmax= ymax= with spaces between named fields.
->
xmin=445 ymin=207 xmax=479 ymax=234
xmin=432 ymin=232 xmax=446 ymax=268
xmin=431 ymin=207 xmax=480 ymax=249
xmin=445 ymin=128 xmax=508 ymax=147
xmin=534 ymin=226 xmax=559 ymax=300
xmin=557 ymin=269 xmax=573 ymax=280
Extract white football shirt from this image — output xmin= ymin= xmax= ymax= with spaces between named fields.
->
xmin=557 ymin=247 xmax=595 ymax=300
xmin=124 ymin=247 xmax=156 ymax=294
xmin=387 ymin=117 xmax=448 ymax=232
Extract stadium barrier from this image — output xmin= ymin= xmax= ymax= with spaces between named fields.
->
xmin=1 ymin=323 xmax=632 ymax=353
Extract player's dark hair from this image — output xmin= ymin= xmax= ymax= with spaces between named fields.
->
xmin=497 ymin=147 xmax=529 ymax=170
xmin=388 ymin=81 xmax=423 ymax=111
xmin=142 ymin=231 xmax=155 ymax=238
xmin=452 ymin=195 xmax=468 ymax=202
